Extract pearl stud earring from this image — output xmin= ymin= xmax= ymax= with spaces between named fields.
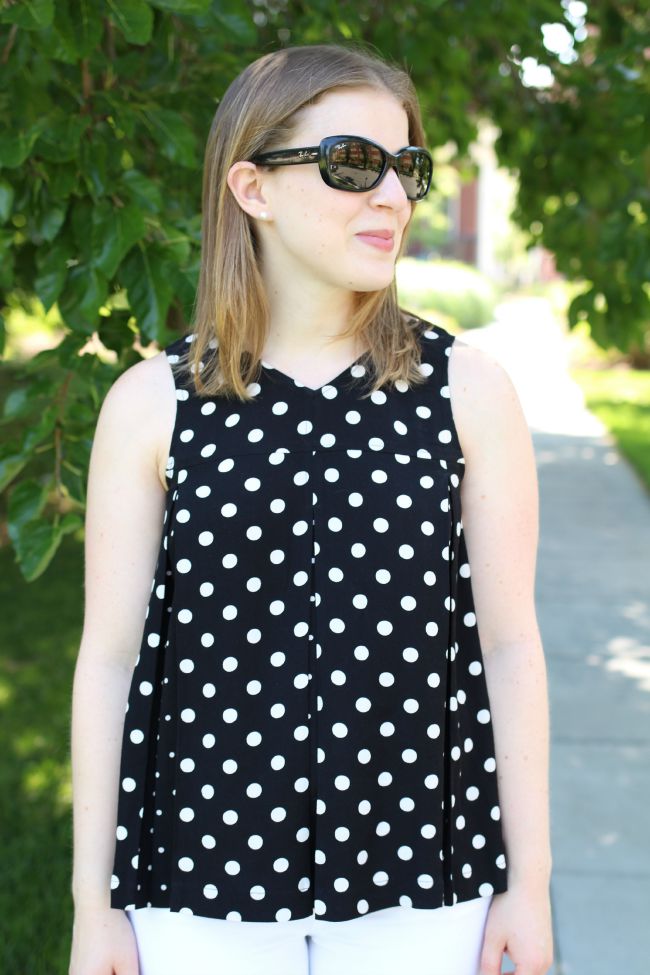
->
xmin=259 ymin=211 xmax=269 ymax=220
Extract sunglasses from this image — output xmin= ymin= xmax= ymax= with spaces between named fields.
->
xmin=249 ymin=135 xmax=433 ymax=202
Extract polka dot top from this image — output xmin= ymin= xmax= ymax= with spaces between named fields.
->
xmin=110 ymin=314 xmax=509 ymax=922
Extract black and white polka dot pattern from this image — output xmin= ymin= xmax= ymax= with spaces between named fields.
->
xmin=110 ymin=316 xmax=508 ymax=922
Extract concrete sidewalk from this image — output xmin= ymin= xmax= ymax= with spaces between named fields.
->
xmin=459 ymin=298 xmax=650 ymax=975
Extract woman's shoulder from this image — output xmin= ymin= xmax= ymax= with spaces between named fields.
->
xmin=444 ymin=330 xmax=526 ymax=463
xmin=101 ymin=341 xmax=183 ymax=491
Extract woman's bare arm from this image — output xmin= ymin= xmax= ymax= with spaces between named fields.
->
xmin=69 ymin=350 xmax=175 ymax=973
xmin=448 ymin=338 xmax=553 ymax=974
xmin=448 ymin=338 xmax=552 ymax=892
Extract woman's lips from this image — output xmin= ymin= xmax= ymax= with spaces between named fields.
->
xmin=355 ymin=233 xmax=394 ymax=252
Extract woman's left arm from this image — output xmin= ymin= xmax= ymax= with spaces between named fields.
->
xmin=448 ymin=338 xmax=554 ymax=975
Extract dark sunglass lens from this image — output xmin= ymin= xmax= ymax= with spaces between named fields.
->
xmin=328 ymin=139 xmax=384 ymax=190
xmin=397 ymin=150 xmax=432 ymax=200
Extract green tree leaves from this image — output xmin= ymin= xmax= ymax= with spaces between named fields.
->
xmin=0 ymin=0 xmax=648 ymax=579
xmin=106 ymin=0 xmax=155 ymax=45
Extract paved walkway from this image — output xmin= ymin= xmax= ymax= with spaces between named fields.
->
xmin=459 ymin=297 xmax=650 ymax=975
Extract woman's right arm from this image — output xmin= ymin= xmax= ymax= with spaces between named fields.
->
xmin=69 ymin=351 xmax=175 ymax=975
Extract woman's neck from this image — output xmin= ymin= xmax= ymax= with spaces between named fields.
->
xmin=260 ymin=255 xmax=360 ymax=360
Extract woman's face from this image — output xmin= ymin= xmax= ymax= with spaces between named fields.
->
xmin=253 ymin=86 xmax=415 ymax=295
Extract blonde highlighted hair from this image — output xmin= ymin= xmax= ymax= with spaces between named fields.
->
xmin=180 ymin=42 xmax=430 ymax=401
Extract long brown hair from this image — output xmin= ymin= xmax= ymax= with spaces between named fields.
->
xmin=180 ymin=42 xmax=430 ymax=402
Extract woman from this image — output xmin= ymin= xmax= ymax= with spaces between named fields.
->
xmin=69 ymin=42 xmax=553 ymax=975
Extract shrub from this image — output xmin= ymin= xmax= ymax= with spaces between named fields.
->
xmin=396 ymin=257 xmax=498 ymax=331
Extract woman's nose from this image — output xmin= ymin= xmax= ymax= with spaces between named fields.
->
xmin=372 ymin=166 xmax=409 ymax=206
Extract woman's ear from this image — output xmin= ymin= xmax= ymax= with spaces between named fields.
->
xmin=226 ymin=161 xmax=271 ymax=221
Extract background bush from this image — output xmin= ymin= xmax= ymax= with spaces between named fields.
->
xmin=396 ymin=257 xmax=498 ymax=331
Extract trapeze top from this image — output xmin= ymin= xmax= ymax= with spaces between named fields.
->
xmin=109 ymin=314 xmax=509 ymax=922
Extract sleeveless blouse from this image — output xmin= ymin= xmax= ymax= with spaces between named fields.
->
xmin=109 ymin=315 xmax=509 ymax=922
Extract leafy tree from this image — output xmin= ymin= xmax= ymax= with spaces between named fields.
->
xmin=0 ymin=0 xmax=647 ymax=579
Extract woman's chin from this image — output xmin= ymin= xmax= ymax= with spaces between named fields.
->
xmin=352 ymin=271 xmax=397 ymax=293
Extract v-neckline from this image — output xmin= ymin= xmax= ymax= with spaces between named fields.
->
xmin=260 ymin=351 xmax=369 ymax=394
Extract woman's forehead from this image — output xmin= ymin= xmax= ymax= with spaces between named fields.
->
xmin=289 ymin=87 xmax=410 ymax=149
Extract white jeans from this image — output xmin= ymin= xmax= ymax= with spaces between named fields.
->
xmin=126 ymin=895 xmax=492 ymax=975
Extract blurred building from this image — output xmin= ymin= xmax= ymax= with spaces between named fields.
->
xmin=443 ymin=119 xmax=561 ymax=287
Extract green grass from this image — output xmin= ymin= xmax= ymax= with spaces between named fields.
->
xmin=570 ymin=367 xmax=650 ymax=493
xmin=0 ymin=532 xmax=83 ymax=975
